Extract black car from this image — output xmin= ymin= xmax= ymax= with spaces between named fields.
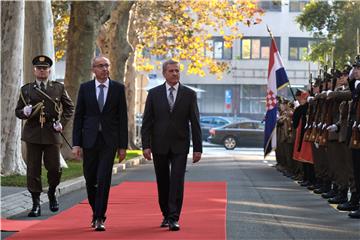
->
xmin=207 ymin=120 xmax=264 ymax=149
xmin=200 ymin=116 xmax=233 ymax=141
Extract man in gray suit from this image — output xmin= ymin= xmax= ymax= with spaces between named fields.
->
xmin=141 ymin=59 xmax=202 ymax=231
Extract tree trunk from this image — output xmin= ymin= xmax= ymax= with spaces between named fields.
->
xmin=124 ymin=5 xmax=139 ymax=149
xmin=106 ymin=1 xmax=136 ymax=149
xmin=62 ymin=1 xmax=112 ymax=159
xmin=24 ymin=0 xmax=56 ymax=83
xmin=1 ymin=0 xmax=27 ymax=175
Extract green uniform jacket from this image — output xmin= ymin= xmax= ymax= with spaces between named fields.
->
xmin=15 ymin=81 xmax=74 ymax=144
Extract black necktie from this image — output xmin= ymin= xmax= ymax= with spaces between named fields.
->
xmin=40 ymin=82 xmax=46 ymax=92
xmin=98 ymin=84 xmax=105 ymax=112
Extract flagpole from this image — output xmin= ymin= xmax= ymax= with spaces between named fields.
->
xmin=266 ymin=25 xmax=296 ymax=101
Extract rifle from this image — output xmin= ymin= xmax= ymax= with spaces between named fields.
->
xmin=350 ymin=100 xmax=360 ymax=149
xmin=309 ymin=72 xmax=324 ymax=142
xmin=315 ymin=66 xmax=329 ymax=144
xmin=319 ymin=61 xmax=337 ymax=146
xmin=304 ymin=73 xmax=314 ymax=142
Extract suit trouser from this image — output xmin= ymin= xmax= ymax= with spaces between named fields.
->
xmin=83 ymin=132 xmax=117 ymax=219
xmin=26 ymin=142 xmax=61 ymax=193
xmin=153 ymin=151 xmax=188 ymax=221
xmin=352 ymin=149 xmax=360 ymax=200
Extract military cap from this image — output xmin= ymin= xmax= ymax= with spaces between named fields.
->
xmin=342 ymin=63 xmax=352 ymax=75
xmin=32 ymin=55 xmax=53 ymax=67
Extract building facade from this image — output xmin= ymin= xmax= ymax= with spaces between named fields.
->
xmin=146 ymin=0 xmax=317 ymax=120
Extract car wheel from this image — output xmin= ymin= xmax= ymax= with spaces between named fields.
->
xmin=224 ymin=136 xmax=236 ymax=150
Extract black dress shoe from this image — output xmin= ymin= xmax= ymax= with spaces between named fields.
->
xmin=48 ymin=192 xmax=59 ymax=212
xmin=321 ymin=189 xmax=337 ymax=199
xmin=160 ymin=218 xmax=169 ymax=228
xmin=168 ymin=220 xmax=180 ymax=231
xmin=348 ymin=209 xmax=360 ymax=219
xmin=337 ymin=201 xmax=360 ymax=211
xmin=91 ymin=216 xmax=96 ymax=228
xmin=28 ymin=205 xmax=41 ymax=217
xmin=94 ymin=218 xmax=106 ymax=231
xmin=328 ymin=195 xmax=348 ymax=204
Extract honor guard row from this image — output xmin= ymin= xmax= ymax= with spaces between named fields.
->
xmin=275 ymin=55 xmax=360 ymax=219
xmin=15 ymin=55 xmax=75 ymax=217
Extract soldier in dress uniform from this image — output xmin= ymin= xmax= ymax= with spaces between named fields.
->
xmin=15 ymin=55 xmax=75 ymax=217
xmin=347 ymin=56 xmax=360 ymax=218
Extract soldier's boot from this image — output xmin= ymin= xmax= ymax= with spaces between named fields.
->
xmin=328 ymin=189 xmax=348 ymax=204
xmin=349 ymin=209 xmax=360 ymax=219
xmin=314 ymin=182 xmax=331 ymax=194
xmin=338 ymin=192 xmax=360 ymax=211
xmin=322 ymin=184 xmax=338 ymax=199
xmin=28 ymin=192 xmax=41 ymax=217
xmin=48 ymin=187 xmax=59 ymax=212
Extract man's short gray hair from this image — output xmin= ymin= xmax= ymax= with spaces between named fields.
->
xmin=91 ymin=55 xmax=110 ymax=67
xmin=162 ymin=59 xmax=179 ymax=73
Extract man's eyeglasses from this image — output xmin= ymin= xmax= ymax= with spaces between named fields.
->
xmin=94 ymin=64 xmax=110 ymax=69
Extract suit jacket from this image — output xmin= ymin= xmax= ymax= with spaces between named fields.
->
xmin=15 ymin=81 xmax=74 ymax=144
xmin=72 ymin=79 xmax=128 ymax=149
xmin=141 ymin=82 xmax=202 ymax=154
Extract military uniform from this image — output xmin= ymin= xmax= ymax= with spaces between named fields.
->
xmin=348 ymin=56 xmax=360 ymax=218
xmin=15 ymin=55 xmax=74 ymax=217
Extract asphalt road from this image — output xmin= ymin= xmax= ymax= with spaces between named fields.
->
xmin=3 ymin=147 xmax=360 ymax=239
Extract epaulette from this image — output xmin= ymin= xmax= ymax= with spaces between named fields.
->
xmin=21 ymin=82 xmax=32 ymax=89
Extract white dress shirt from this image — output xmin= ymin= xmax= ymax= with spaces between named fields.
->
xmin=95 ymin=78 xmax=109 ymax=105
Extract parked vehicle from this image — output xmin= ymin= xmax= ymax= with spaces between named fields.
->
xmin=200 ymin=116 xmax=232 ymax=141
xmin=207 ymin=120 xmax=264 ymax=149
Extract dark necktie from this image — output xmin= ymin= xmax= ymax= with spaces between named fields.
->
xmin=98 ymin=84 xmax=105 ymax=112
xmin=40 ymin=82 xmax=46 ymax=92
xmin=168 ymin=87 xmax=175 ymax=111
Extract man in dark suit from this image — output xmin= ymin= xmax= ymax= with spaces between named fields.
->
xmin=15 ymin=55 xmax=74 ymax=217
xmin=141 ymin=59 xmax=202 ymax=231
xmin=72 ymin=56 xmax=128 ymax=231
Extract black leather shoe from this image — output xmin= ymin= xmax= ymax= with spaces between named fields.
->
xmin=348 ymin=209 xmax=360 ymax=219
xmin=94 ymin=218 xmax=105 ymax=231
xmin=337 ymin=201 xmax=360 ymax=211
xmin=160 ymin=218 xmax=169 ymax=228
xmin=321 ymin=189 xmax=337 ymax=199
xmin=328 ymin=195 xmax=348 ymax=204
xmin=91 ymin=217 xmax=96 ymax=228
xmin=48 ymin=192 xmax=59 ymax=212
xmin=28 ymin=205 xmax=41 ymax=217
xmin=168 ymin=220 xmax=180 ymax=231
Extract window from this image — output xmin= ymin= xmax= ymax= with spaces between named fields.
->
xmin=258 ymin=0 xmax=281 ymax=12
xmin=205 ymin=37 xmax=232 ymax=60
xmin=200 ymin=118 xmax=212 ymax=124
xmin=239 ymin=122 xmax=254 ymax=129
xmin=240 ymin=37 xmax=281 ymax=59
xmin=240 ymin=85 xmax=267 ymax=114
xmin=289 ymin=37 xmax=316 ymax=60
xmin=289 ymin=0 xmax=309 ymax=12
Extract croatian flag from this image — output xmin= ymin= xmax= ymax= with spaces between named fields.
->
xmin=264 ymin=38 xmax=289 ymax=157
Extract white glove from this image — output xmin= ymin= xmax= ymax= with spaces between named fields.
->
xmin=294 ymin=100 xmax=300 ymax=108
xmin=355 ymin=80 xmax=360 ymax=89
xmin=322 ymin=123 xmax=327 ymax=129
xmin=314 ymin=142 xmax=319 ymax=149
xmin=317 ymin=122 xmax=322 ymax=128
xmin=304 ymin=123 xmax=308 ymax=129
xmin=53 ymin=121 xmax=63 ymax=132
xmin=23 ymin=105 xmax=32 ymax=117
xmin=358 ymin=123 xmax=360 ymax=131
xmin=353 ymin=121 xmax=357 ymax=128
xmin=307 ymin=96 xmax=314 ymax=102
xmin=313 ymin=122 xmax=317 ymax=128
xmin=326 ymin=124 xmax=338 ymax=132
xmin=326 ymin=90 xmax=332 ymax=96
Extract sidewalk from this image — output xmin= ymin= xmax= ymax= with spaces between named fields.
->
xmin=1 ymin=156 xmax=147 ymax=218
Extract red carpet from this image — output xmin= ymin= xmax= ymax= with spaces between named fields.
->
xmin=8 ymin=181 xmax=226 ymax=239
xmin=1 ymin=219 xmax=41 ymax=232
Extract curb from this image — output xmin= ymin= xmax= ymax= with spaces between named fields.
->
xmin=1 ymin=156 xmax=146 ymax=218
